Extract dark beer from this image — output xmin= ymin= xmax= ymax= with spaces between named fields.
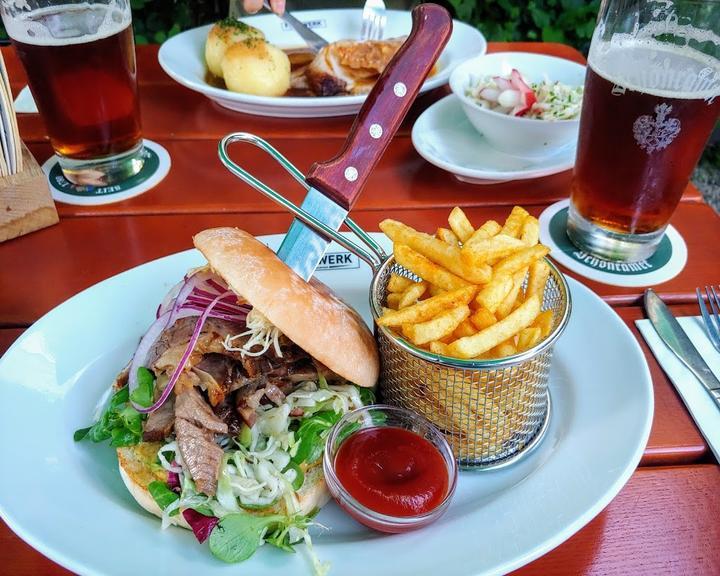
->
xmin=571 ymin=43 xmax=720 ymax=236
xmin=10 ymin=5 xmax=141 ymax=161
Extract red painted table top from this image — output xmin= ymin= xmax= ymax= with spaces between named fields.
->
xmin=1 ymin=39 xmax=718 ymax=576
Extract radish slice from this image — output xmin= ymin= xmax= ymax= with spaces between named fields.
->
xmin=509 ymin=69 xmax=537 ymax=116
xmin=497 ymin=89 xmax=521 ymax=109
xmin=493 ymin=76 xmax=513 ymax=91
xmin=479 ymin=87 xmax=500 ymax=102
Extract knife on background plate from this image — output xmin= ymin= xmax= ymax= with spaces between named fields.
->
xmin=275 ymin=4 xmax=452 ymax=280
xmin=644 ymin=289 xmax=720 ymax=409
xmin=263 ymin=0 xmax=329 ymax=52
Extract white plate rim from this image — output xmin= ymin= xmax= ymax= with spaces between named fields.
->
xmin=0 ymin=236 xmax=653 ymax=576
xmin=411 ymin=94 xmax=577 ymax=183
xmin=157 ymin=9 xmax=487 ymax=116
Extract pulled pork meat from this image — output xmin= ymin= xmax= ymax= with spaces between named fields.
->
xmin=140 ymin=315 xmax=344 ymax=492
xmin=174 ymin=388 xmax=227 ymax=496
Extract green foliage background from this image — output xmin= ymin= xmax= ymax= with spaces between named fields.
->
xmin=129 ymin=0 xmax=601 ymax=52
xmin=447 ymin=0 xmax=599 ymax=52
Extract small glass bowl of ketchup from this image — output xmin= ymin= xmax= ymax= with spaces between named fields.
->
xmin=323 ymin=404 xmax=458 ymax=533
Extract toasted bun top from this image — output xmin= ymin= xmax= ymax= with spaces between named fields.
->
xmin=193 ymin=228 xmax=379 ymax=388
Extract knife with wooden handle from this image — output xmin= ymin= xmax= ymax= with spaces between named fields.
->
xmin=276 ymin=3 xmax=452 ymax=280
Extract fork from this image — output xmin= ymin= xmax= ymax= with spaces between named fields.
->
xmin=360 ymin=0 xmax=386 ymax=41
xmin=697 ymin=285 xmax=720 ymax=352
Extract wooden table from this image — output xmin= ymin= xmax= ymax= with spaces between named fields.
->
xmin=1 ymin=42 xmax=719 ymax=575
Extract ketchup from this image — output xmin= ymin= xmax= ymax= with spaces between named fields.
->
xmin=334 ymin=427 xmax=449 ymax=517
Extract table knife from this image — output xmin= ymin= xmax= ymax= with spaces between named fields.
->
xmin=276 ymin=4 xmax=452 ymax=280
xmin=263 ymin=1 xmax=328 ymax=52
xmin=644 ymin=288 xmax=720 ymax=409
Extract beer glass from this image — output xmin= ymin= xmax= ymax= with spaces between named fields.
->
xmin=567 ymin=0 xmax=720 ymax=261
xmin=1 ymin=0 xmax=143 ymax=186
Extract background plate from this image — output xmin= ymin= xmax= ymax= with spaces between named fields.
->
xmin=158 ymin=10 xmax=487 ymax=117
xmin=412 ymin=95 xmax=576 ymax=184
xmin=0 ymin=234 xmax=652 ymax=576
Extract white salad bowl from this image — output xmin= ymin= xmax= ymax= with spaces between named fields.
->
xmin=449 ymin=52 xmax=586 ymax=157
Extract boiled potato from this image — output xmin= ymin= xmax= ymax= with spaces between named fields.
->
xmin=205 ymin=18 xmax=265 ymax=78
xmin=221 ymin=40 xmax=291 ymax=97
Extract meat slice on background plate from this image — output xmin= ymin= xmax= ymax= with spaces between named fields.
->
xmin=306 ymin=38 xmax=404 ymax=96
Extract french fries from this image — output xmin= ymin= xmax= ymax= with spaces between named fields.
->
xmin=387 ymin=273 xmax=415 ymax=294
xmin=376 ymin=206 xmax=559 ymax=461
xmin=377 ymin=206 xmax=553 ymax=361
xmin=398 ymin=281 xmax=427 ymax=309
xmin=495 ymin=269 xmax=527 ymax=320
xmin=377 ymin=286 xmax=477 ymax=328
xmin=526 ymin=260 xmax=551 ymax=302
xmin=533 ymin=309 xmax=554 ymax=338
xmin=448 ymin=207 xmax=475 ymax=242
xmin=402 ymin=305 xmax=470 ymax=346
xmin=492 ymin=245 xmax=550 ymax=278
xmin=500 ymin=206 xmax=530 ymax=238
xmin=394 ymin=244 xmax=471 ymax=292
xmin=380 ymin=219 xmax=490 ymax=284
xmin=521 ymin=216 xmax=540 ymax=246
xmin=462 ymin=234 xmax=526 ymax=266
xmin=436 ymin=227 xmax=459 ymax=246
xmin=475 ymin=274 xmax=513 ymax=313
xmin=447 ymin=296 xmax=541 ymax=359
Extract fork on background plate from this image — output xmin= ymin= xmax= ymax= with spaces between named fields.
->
xmin=697 ymin=285 xmax=720 ymax=352
xmin=361 ymin=0 xmax=386 ymax=41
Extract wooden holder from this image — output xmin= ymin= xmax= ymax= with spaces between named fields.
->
xmin=0 ymin=143 xmax=58 ymax=242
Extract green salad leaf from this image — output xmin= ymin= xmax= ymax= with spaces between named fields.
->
xmin=283 ymin=460 xmax=305 ymax=491
xmin=358 ymin=385 xmax=376 ymax=406
xmin=148 ymin=480 xmax=180 ymax=515
xmin=291 ymin=410 xmax=342 ymax=466
xmin=209 ymin=513 xmax=285 ymax=563
xmin=73 ymin=385 xmax=144 ymax=447
xmin=209 ymin=513 xmax=314 ymax=563
xmin=129 ymin=367 xmax=155 ymax=407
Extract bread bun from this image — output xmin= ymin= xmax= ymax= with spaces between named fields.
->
xmin=117 ymin=443 xmax=329 ymax=525
xmin=205 ymin=19 xmax=265 ymax=78
xmin=221 ymin=41 xmax=291 ymax=97
xmin=193 ymin=227 xmax=379 ymax=388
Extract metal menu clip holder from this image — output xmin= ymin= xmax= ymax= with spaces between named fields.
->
xmin=219 ymin=132 xmax=571 ymax=470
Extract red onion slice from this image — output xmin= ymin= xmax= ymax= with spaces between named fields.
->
xmin=128 ymin=310 xmax=174 ymax=405
xmin=132 ymin=291 xmax=232 ymax=413
xmin=157 ymin=279 xmax=185 ymax=319
xmin=169 ymin=270 xmax=224 ymax=326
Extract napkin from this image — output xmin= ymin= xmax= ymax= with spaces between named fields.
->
xmin=636 ymin=316 xmax=720 ymax=461
xmin=14 ymin=86 xmax=38 ymax=114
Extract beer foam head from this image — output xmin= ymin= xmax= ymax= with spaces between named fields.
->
xmin=589 ymin=2 xmax=720 ymax=100
xmin=4 ymin=3 xmax=132 ymax=46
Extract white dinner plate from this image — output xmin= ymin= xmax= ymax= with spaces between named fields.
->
xmin=157 ymin=10 xmax=487 ymax=117
xmin=412 ymin=95 xmax=577 ymax=184
xmin=0 ymin=233 xmax=652 ymax=576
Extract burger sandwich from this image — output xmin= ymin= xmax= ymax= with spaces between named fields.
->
xmin=75 ymin=228 xmax=379 ymax=569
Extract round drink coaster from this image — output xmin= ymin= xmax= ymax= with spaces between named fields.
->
xmin=43 ymin=140 xmax=170 ymax=206
xmin=538 ymin=200 xmax=687 ymax=287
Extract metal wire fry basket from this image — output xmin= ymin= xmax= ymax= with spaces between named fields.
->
xmin=370 ymin=257 xmax=571 ymax=469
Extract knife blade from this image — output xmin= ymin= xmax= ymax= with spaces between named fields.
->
xmin=263 ymin=1 xmax=328 ymax=53
xmin=276 ymin=4 xmax=452 ymax=280
xmin=644 ymin=289 xmax=720 ymax=409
